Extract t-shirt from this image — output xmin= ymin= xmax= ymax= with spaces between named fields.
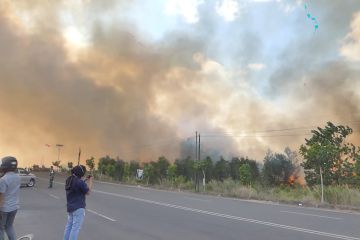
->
xmin=0 ymin=172 xmax=20 ymax=212
xmin=65 ymin=176 xmax=89 ymax=213
xmin=49 ymin=170 xmax=55 ymax=179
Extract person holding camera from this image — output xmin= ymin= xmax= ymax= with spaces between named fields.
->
xmin=64 ymin=165 xmax=93 ymax=240
xmin=0 ymin=156 xmax=20 ymax=240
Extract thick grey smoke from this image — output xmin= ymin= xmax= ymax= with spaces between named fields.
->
xmin=0 ymin=0 xmax=359 ymax=167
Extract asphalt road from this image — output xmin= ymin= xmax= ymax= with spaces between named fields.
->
xmin=14 ymin=174 xmax=360 ymax=240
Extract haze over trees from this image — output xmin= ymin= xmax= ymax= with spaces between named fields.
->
xmin=42 ymin=122 xmax=359 ymax=194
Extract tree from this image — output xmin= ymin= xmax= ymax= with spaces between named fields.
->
xmin=300 ymin=122 xmax=360 ymax=186
xmin=351 ymin=156 xmax=360 ymax=185
xmin=230 ymin=157 xmax=241 ymax=180
xmin=52 ymin=161 xmax=61 ymax=171
xmin=155 ymin=156 xmax=170 ymax=183
xmin=59 ymin=165 xmax=67 ymax=172
xmin=194 ymin=157 xmax=214 ymax=190
xmin=143 ymin=163 xmax=156 ymax=185
xmin=123 ymin=162 xmax=130 ymax=181
xmin=113 ymin=158 xmax=125 ymax=181
xmin=129 ymin=161 xmax=140 ymax=178
xmin=239 ymin=157 xmax=260 ymax=183
xmin=262 ymin=151 xmax=295 ymax=186
xmin=239 ymin=164 xmax=251 ymax=185
xmin=213 ymin=157 xmax=230 ymax=182
xmin=167 ymin=164 xmax=177 ymax=185
xmin=98 ymin=156 xmax=115 ymax=174
xmin=67 ymin=162 xmax=73 ymax=170
xmin=203 ymin=156 xmax=214 ymax=183
xmin=174 ymin=157 xmax=195 ymax=181
xmin=106 ymin=164 xmax=115 ymax=178
xmin=85 ymin=157 xmax=95 ymax=171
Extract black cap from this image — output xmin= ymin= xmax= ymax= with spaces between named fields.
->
xmin=0 ymin=156 xmax=18 ymax=171
xmin=71 ymin=165 xmax=86 ymax=178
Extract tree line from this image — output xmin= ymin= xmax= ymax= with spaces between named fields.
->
xmin=83 ymin=147 xmax=304 ymax=187
xmin=39 ymin=122 xmax=360 ymax=188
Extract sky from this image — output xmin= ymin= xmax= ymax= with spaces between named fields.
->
xmin=0 ymin=0 xmax=359 ymax=167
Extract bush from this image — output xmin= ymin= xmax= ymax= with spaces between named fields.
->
xmin=313 ymin=185 xmax=360 ymax=207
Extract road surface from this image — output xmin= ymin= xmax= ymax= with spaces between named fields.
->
xmin=15 ymin=175 xmax=360 ymax=240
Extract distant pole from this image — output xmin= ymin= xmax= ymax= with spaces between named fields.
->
xmin=197 ymin=134 xmax=201 ymax=192
xmin=56 ymin=144 xmax=64 ymax=162
xmin=195 ymin=131 xmax=198 ymax=192
xmin=198 ymin=134 xmax=201 ymax=162
xmin=320 ymin=166 xmax=324 ymax=204
xmin=77 ymin=148 xmax=81 ymax=165
xmin=44 ymin=144 xmax=51 ymax=168
xmin=195 ymin=131 xmax=198 ymax=160
xmin=55 ymin=144 xmax=64 ymax=172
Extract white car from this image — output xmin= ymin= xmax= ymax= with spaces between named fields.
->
xmin=16 ymin=168 xmax=36 ymax=187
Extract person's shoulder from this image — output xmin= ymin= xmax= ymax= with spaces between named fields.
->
xmin=73 ymin=177 xmax=84 ymax=186
xmin=0 ymin=172 xmax=18 ymax=185
xmin=76 ymin=178 xmax=89 ymax=190
xmin=78 ymin=178 xmax=87 ymax=186
xmin=2 ymin=172 xmax=15 ymax=180
xmin=8 ymin=172 xmax=20 ymax=181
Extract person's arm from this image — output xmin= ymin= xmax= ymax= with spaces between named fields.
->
xmin=86 ymin=176 xmax=93 ymax=195
xmin=0 ymin=179 xmax=6 ymax=207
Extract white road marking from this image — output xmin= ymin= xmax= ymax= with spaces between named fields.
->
xmin=37 ymin=178 xmax=360 ymax=216
xmin=86 ymin=209 xmax=116 ymax=222
xmin=94 ymin=189 xmax=359 ymax=240
xmin=184 ymin=196 xmax=209 ymax=202
xmin=280 ymin=210 xmax=343 ymax=220
xmin=48 ymin=194 xmax=60 ymax=199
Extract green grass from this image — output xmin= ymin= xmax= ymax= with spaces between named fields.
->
xmin=94 ymin=174 xmax=360 ymax=210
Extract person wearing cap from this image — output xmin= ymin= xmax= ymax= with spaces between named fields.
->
xmin=63 ymin=165 xmax=93 ymax=240
xmin=0 ymin=156 xmax=20 ymax=240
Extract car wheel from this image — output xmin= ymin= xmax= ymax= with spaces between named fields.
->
xmin=27 ymin=179 xmax=35 ymax=187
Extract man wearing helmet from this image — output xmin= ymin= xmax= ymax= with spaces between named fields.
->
xmin=64 ymin=165 xmax=93 ymax=240
xmin=0 ymin=156 xmax=20 ymax=240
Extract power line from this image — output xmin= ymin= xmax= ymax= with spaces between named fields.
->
xmin=201 ymin=126 xmax=316 ymax=135
xmin=106 ymin=122 xmax=360 ymax=158
xmin=202 ymin=133 xmax=313 ymax=138
xmin=200 ymin=122 xmax=360 ymax=136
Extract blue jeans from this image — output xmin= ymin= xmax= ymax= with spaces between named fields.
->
xmin=0 ymin=210 xmax=17 ymax=240
xmin=64 ymin=208 xmax=85 ymax=240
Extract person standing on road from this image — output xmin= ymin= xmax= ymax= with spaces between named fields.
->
xmin=64 ymin=165 xmax=93 ymax=240
xmin=49 ymin=166 xmax=55 ymax=188
xmin=0 ymin=156 xmax=20 ymax=240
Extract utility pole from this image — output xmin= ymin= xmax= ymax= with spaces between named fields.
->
xmin=198 ymin=133 xmax=201 ymax=162
xmin=197 ymin=133 xmax=201 ymax=192
xmin=320 ymin=166 xmax=324 ymax=204
xmin=77 ymin=147 xmax=81 ymax=165
xmin=56 ymin=144 xmax=64 ymax=162
xmin=195 ymin=131 xmax=198 ymax=192
xmin=195 ymin=131 xmax=198 ymax=160
xmin=55 ymin=144 xmax=64 ymax=172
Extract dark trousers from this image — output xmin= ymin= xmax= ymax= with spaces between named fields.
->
xmin=49 ymin=177 xmax=54 ymax=188
xmin=0 ymin=210 xmax=17 ymax=240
